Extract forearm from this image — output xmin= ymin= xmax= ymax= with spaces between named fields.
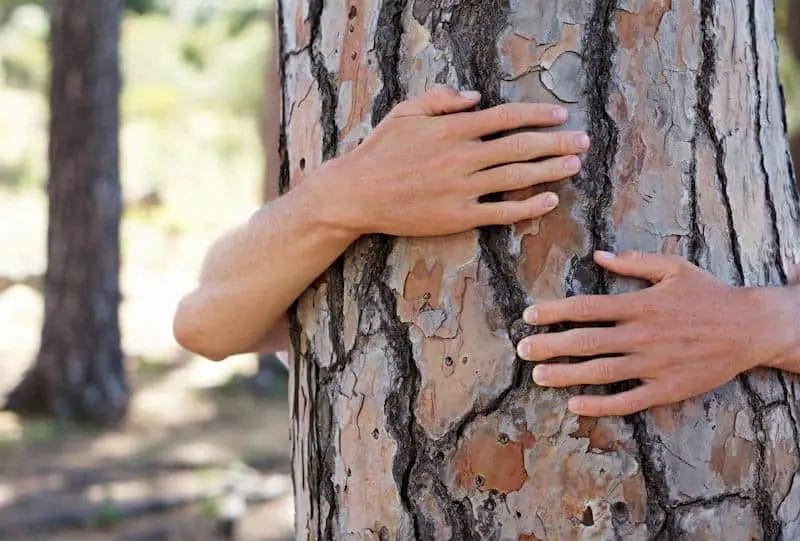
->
xmin=756 ymin=284 xmax=800 ymax=374
xmin=174 ymin=178 xmax=356 ymax=360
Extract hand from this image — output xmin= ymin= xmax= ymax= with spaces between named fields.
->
xmin=516 ymin=251 xmax=799 ymax=417
xmin=309 ymin=85 xmax=590 ymax=237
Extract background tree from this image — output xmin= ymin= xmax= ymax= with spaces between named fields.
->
xmin=5 ymin=0 xmax=127 ymax=423
xmin=279 ymin=0 xmax=800 ymax=538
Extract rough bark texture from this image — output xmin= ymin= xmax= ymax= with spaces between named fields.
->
xmin=278 ymin=0 xmax=800 ymax=538
xmin=5 ymin=0 xmax=127 ymax=424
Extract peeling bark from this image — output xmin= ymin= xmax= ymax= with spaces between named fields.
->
xmin=279 ymin=0 xmax=800 ymax=538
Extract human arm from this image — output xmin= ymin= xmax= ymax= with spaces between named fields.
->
xmin=174 ymin=86 xmax=592 ymax=360
xmin=515 ymin=250 xmax=800 ymax=417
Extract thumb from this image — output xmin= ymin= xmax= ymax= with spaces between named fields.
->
xmin=390 ymin=85 xmax=481 ymax=118
xmin=594 ymin=250 xmax=686 ymax=283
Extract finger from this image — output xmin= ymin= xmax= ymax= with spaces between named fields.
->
xmin=567 ymin=384 xmax=661 ymax=417
xmin=523 ymin=293 xmax=638 ymax=326
xmin=532 ymin=356 xmax=641 ymax=388
xmin=594 ymin=250 xmax=686 ymax=284
xmin=448 ymin=102 xmax=569 ymax=138
xmin=390 ymin=85 xmax=481 ymax=118
xmin=469 ymin=156 xmax=581 ymax=195
xmin=517 ymin=328 xmax=629 ymax=362
xmin=473 ymin=131 xmax=591 ymax=169
xmin=470 ymin=192 xmax=560 ymax=226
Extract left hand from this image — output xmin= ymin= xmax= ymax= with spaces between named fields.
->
xmin=516 ymin=250 xmax=796 ymax=417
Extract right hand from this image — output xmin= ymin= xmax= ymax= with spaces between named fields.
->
xmin=308 ymin=85 xmax=590 ymax=238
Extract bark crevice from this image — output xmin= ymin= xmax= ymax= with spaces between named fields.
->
xmin=697 ymin=0 xmax=745 ymax=286
xmin=748 ymin=1 xmax=789 ymax=285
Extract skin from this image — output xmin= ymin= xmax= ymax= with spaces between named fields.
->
xmin=517 ymin=250 xmax=800 ymax=417
xmin=177 ymin=84 xmax=800 ymax=419
xmin=174 ymin=86 xmax=589 ymax=360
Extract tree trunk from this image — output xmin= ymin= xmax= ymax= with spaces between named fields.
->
xmin=262 ymin=4 xmax=283 ymax=204
xmin=5 ymin=0 xmax=127 ymax=424
xmin=278 ymin=0 xmax=800 ymax=538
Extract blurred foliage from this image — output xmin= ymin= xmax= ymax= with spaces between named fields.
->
xmin=0 ymin=1 xmax=272 ymax=231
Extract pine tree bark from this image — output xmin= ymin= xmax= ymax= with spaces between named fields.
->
xmin=278 ymin=0 xmax=800 ymax=538
xmin=5 ymin=0 xmax=127 ymax=424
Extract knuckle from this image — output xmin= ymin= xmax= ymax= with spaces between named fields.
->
xmin=510 ymin=134 xmax=529 ymax=157
xmin=507 ymin=164 xmax=525 ymax=187
xmin=623 ymin=398 xmax=644 ymax=414
xmin=576 ymin=331 xmax=597 ymax=354
xmin=574 ymin=297 xmax=596 ymax=318
xmin=668 ymin=255 xmax=688 ymax=271
xmin=493 ymin=205 xmax=512 ymax=225
xmin=434 ymin=119 xmax=455 ymax=138
xmin=559 ymin=133 xmax=574 ymax=154
xmin=631 ymin=327 xmax=657 ymax=346
xmin=390 ymin=100 xmax=412 ymax=116
xmin=437 ymin=149 xmax=464 ymax=170
xmin=551 ymin=157 xmax=568 ymax=178
xmin=495 ymin=104 xmax=515 ymax=126
xmin=595 ymin=362 xmax=615 ymax=382
xmin=625 ymin=250 xmax=644 ymax=260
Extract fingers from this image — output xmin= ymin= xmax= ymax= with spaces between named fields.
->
xmin=523 ymin=293 xmax=638 ymax=326
xmin=469 ymin=156 xmax=581 ymax=195
xmin=532 ymin=356 xmax=641 ymax=388
xmin=449 ymin=102 xmax=569 ymax=138
xmin=390 ymin=86 xmax=481 ymax=118
xmin=567 ymin=384 xmax=660 ymax=417
xmin=470 ymin=192 xmax=560 ymax=227
xmin=517 ymin=328 xmax=630 ymax=362
xmin=594 ymin=250 xmax=686 ymax=284
xmin=473 ymin=131 xmax=591 ymax=169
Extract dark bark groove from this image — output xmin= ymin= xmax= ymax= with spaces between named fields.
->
xmin=281 ymin=0 xmax=800 ymax=538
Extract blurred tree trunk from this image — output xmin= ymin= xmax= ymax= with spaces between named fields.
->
xmin=280 ymin=0 xmax=800 ymax=538
xmin=262 ymin=4 xmax=282 ymax=204
xmin=5 ymin=0 xmax=127 ymax=424
xmin=788 ymin=1 xmax=800 ymax=170
xmin=255 ymin=5 xmax=288 ymax=388
xmin=790 ymin=0 xmax=800 ymax=58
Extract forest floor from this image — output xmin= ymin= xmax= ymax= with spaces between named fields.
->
xmin=0 ymin=7 xmax=292 ymax=538
xmin=0 ymin=189 xmax=294 ymax=541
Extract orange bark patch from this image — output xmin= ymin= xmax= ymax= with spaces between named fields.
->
xmin=403 ymin=259 xmax=443 ymax=309
xmin=570 ymin=417 xmax=619 ymax=452
xmin=710 ymin=433 xmax=756 ymax=488
xmin=454 ymin=425 xmax=528 ymax=494
xmin=615 ymin=0 xmax=670 ymax=50
xmin=519 ymin=187 xmax=581 ymax=297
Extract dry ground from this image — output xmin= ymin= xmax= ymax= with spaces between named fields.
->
xmin=0 ymin=189 xmax=295 ymax=540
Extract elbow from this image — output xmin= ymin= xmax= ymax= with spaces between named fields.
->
xmin=173 ymin=294 xmax=229 ymax=362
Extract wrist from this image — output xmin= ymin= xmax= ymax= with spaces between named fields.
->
xmin=300 ymin=157 xmax=372 ymax=239
xmin=294 ymin=159 xmax=364 ymax=243
xmin=747 ymin=286 xmax=800 ymax=370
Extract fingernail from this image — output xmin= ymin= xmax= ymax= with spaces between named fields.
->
xmin=564 ymin=156 xmax=581 ymax=172
xmin=552 ymin=106 xmax=568 ymax=121
xmin=575 ymin=133 xmax=591 ymax=150
xmin=516 ymin=340 xmax=531 ymax=359
xmin=567 ymin=398 xmax=582 ymax=413
xmin=459 ymin=90 xmax=481 ymax=100
xmin=532 ymin=365 xmax=549 ymax=385
xmin=523 ymin=306 xmax=538 ymax=324
xmin=544 ymin=193 xmax=559 ymax=210
xmin=595 ymin=250 xmax=616 ymax=260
